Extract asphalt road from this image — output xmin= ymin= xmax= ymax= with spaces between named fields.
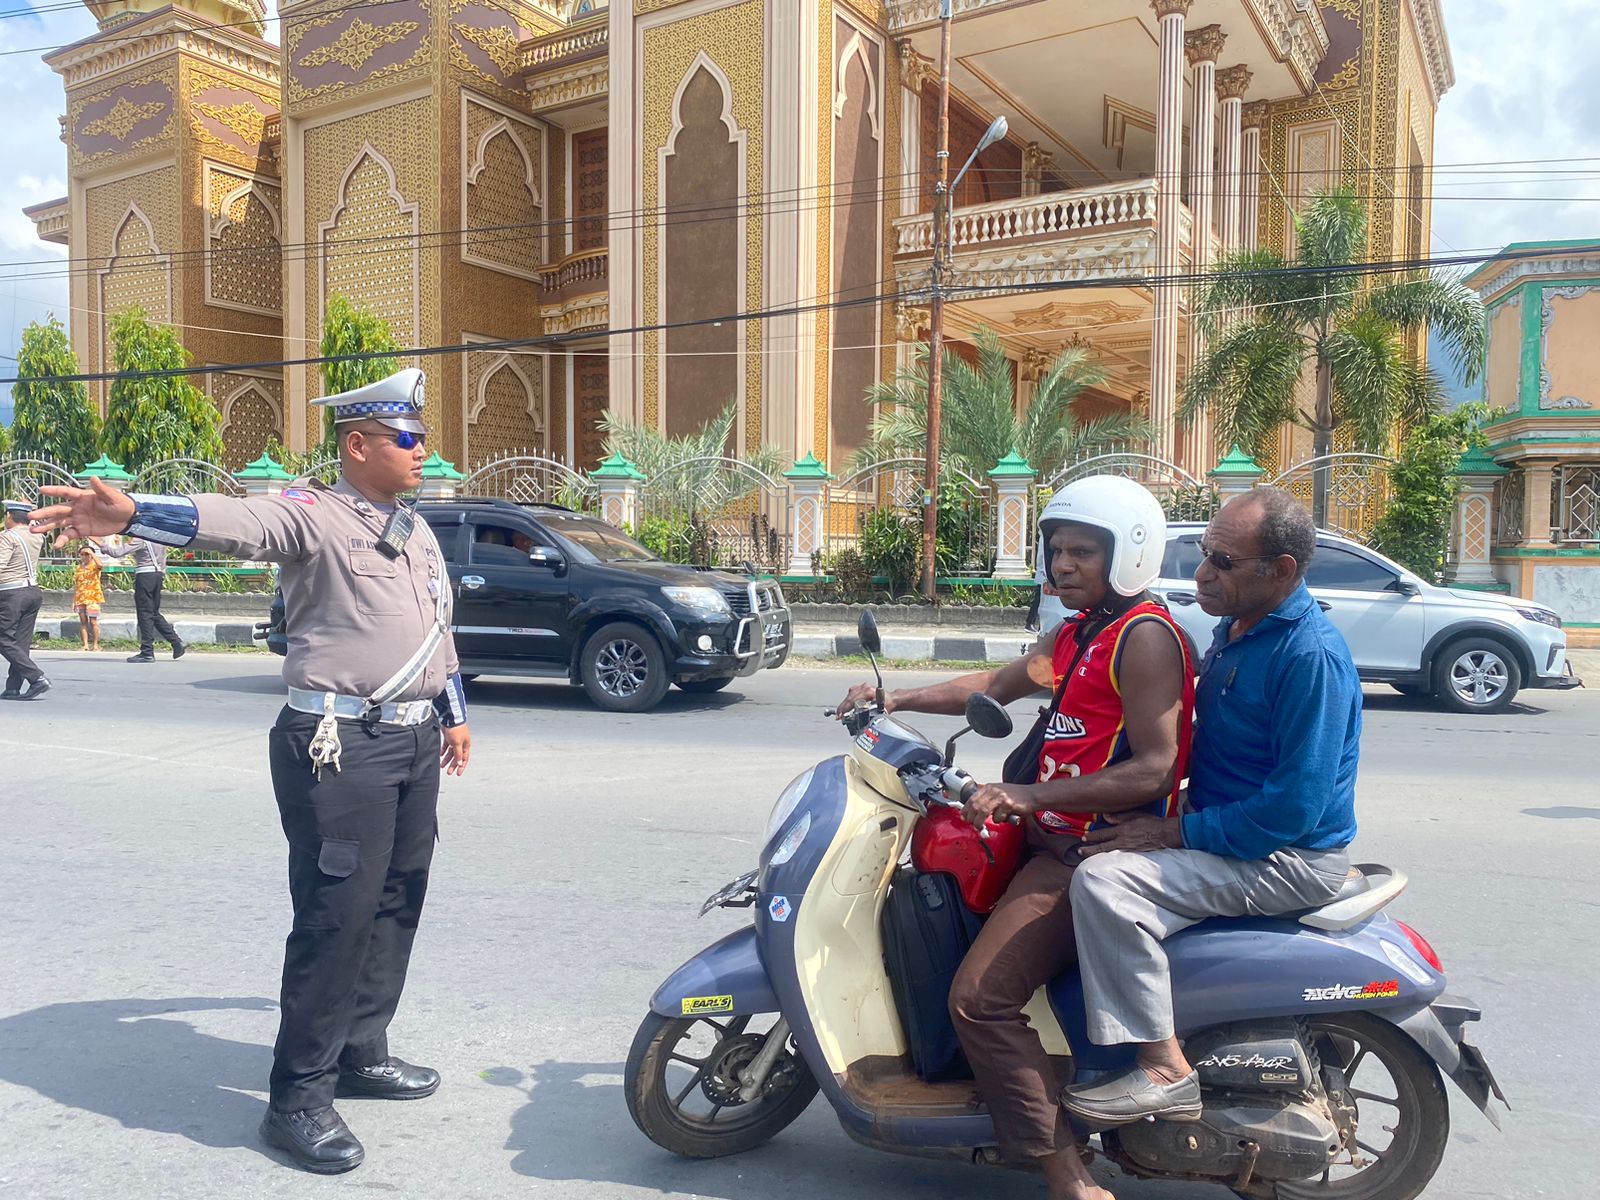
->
xmin=1 ymin=651 xmax=1595 ymax=1200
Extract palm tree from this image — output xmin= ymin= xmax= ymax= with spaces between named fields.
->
xmin=849 ymin=327 xmax=1150 ymax=478
xmin=1180 ymin=187 xmax=1486 ymax=524
xmin=598 ymin=401 xmax=786 ymax=513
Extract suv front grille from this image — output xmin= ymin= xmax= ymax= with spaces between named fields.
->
xmin=721 ymin=583 xmax=785 ymax=616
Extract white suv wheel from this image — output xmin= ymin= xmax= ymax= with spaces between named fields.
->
xmin=1432 ymin=638 xmax=1522 ymax=715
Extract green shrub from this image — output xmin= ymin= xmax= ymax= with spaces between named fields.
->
xmin=633 ymin=512 xmax=693 ymax=563
xmin=829 ymin=547 xmax=872 ymax=598
xmin=858 ymin=507 xmax=920 ymax=595
xmin=1370 ymin=404 xmax=1491 ymax=582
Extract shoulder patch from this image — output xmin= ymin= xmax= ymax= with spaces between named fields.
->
xmin=280 ymin=488 xmax=317 ymax=506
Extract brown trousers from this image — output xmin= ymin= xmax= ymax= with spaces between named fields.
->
xmin=948 ymin=833 xmax=1081 ymax=1161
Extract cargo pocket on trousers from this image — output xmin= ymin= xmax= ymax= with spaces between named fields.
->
xmin=317 ymin=838 xmax=362 ymax=878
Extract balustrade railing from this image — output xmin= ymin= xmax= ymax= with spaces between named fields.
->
xmin=894 ymin=180 xmax=1159 ymax=257
xmin=520 ymin=21 xmax=609 ymax=73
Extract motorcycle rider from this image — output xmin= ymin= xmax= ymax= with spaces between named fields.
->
xmin=1060 ymin=485 xmax=1360 ymax=1129
xmin=836 ymin=476 xmax=1192 ymax=1200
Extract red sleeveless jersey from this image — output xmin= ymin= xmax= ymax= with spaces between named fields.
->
xmin=1034 ymin=600 xmax=1195 ymax=840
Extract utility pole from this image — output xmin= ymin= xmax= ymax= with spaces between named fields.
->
xmin=921 ymin=0 xmax=954 ymax=602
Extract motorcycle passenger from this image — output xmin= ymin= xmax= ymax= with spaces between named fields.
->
xmin=1061 ymin=485 xmax=1360 ymax=1130
xmin=836 ymin=476 xmax=1193 ymax=1200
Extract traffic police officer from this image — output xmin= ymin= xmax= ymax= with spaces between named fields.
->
xmin=32 ymin=368 xmax=471 ymax=1174
xmin=1 ymin=498 xmax=50 ymax=700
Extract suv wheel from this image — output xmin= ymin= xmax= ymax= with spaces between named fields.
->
xmin=1431 ymin=637 xmax=1522 ymax=715
xmin=580 ymin=621 xmax=670 ymax=712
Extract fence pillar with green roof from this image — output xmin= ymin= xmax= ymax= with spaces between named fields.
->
xmin=989 ymin=449 xmax=1038 ymax=579
xmin=1207 ymin=444 xmax=1265 ymax=503
xmin=1445 ymin=445 xmax=1508 ymax=588
xmin=592 ymin=453 xmax=645 ymax=530
xmin=417 ymin=453 xmax=466 ymax=501
xmin=783 ymin=453 xmax=831 ymax=576
xmin=235 ymin=453 xmax=294 ymax=498
xmin=75 ymin=454 xmax=135 ymax=493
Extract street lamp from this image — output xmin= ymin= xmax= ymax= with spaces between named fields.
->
xmin=921 ymin=8 xmax=1009 ymax=601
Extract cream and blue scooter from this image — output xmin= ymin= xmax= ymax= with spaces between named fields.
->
xmin=626 ymin=613 xmax=1505 ymax=1198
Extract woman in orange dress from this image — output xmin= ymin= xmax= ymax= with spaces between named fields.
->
xmin=73 ymin=543 xmax=106 ymax=651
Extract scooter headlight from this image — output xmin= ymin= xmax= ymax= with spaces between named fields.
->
xmin=765 ymin=767 xmax=815 ymax=842
xmin=768 ymin=812 xmax=811 ymax=866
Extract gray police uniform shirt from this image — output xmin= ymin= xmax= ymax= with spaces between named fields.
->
xmin=0 ymin=527 xmax=45 ymax=590
xmin=98 ymin=537 xmax=169 ymax=574
xmin=189 ymin=479 xmax=458 ymax=702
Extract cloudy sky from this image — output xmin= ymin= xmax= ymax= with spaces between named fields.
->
xmin=3 ymin=0 xmax=1598 ymax=420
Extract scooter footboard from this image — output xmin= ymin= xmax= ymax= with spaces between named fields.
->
xmin=649 ymin=925 xmax=781 ymax=1019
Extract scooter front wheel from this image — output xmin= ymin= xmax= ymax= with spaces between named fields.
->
xmin=625 ymin=1010 xmax=819 ymax=1158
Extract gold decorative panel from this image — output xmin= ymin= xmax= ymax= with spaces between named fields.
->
xmin=86 ymin=166 xmax=179 ymax=388
xmin=210 ymin=181 xmax=284 ymax=314
xmin=216 ymin=375 xmax=285 ymax=470
xmin=640 ymin=0 xmax=765 ymax=450
xmin=71 ymin=74 xmax=174 ymax=167
xmin=285 ymin=2 xmax=431 ymax=105
xmin=463 ymin=96 xmax=545 ymax=278
xmin=467 ymin=351 xmax=546 ymax=458
xmin=322 ymin=152 xmax=420 ymax=345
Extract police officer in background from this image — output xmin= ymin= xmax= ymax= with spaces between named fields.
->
xmin=32 ymin=368 xmax=471 ymax=1174
xmin=1 ymin=498 xmax=50 ymax=700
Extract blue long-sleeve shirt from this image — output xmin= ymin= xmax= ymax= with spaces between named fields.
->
xmin=1181 ymin=582 xmax=1361 ymax=860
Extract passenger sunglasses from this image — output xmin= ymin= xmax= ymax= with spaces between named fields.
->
xmin=1198 ymin=543 xmax=1276 ymax=572
xmin=368 ymin=430 xmax=428 ymax=451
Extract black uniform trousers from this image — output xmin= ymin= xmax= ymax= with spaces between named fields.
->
xmin=134 ymin=573 xmax=180 ymax=655
xmin=267 ymin=707 xmax=440 ymax=1113
xmin=0 ymin=586 xmax=45 ymax=692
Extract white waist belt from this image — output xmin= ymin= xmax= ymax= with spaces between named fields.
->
xmin=0 ymin=580 xmax=34 ymax=592
xmin=287 ymin=687 xmax=435 ymax=726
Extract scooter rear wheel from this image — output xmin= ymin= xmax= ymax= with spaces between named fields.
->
xmin=625 ymin=1010 xmax=819 ymax=1158
xmin=1243 ymin=1012 xmax=1449 ymax=1200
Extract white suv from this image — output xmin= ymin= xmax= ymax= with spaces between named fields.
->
xmin=1041 ymin=523 xmax=1580 ymax=714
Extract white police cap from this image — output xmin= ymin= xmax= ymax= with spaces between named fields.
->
xmin=3 ymin=498 xmax=32 ymax=518
xmin=312 ymin=367 xmax=426 ymax=435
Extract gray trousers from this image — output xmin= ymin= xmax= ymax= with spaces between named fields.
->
xmin=1070 ymin=845 xmax=1350 ymax=1045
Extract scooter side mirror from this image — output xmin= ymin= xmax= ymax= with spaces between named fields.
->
xmin=857 ymin=609 xmax=886 ymax=709
xmin=857 ymin=609 xmax=882 ymax=656
xmin=965 ymin=692 xmax=1013 ymax=739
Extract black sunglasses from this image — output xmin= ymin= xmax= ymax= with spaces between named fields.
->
xmin=368 ymin=430 xmax=428 ymax=451
xmin=1198 ymin=542 xmax=1276 ymax=572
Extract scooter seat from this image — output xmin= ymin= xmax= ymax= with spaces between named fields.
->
xmin=1294 ymin=862 xmax=1407 ymax=931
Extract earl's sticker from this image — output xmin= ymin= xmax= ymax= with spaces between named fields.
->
xmin=681 ymin=994 xmax=735 ymax=1016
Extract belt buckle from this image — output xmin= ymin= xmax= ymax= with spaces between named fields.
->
xmin=359 ymin=700 xmax=383 ymax=733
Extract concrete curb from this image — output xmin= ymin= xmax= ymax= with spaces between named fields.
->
xmin=34 ymin=611 xmax=1600 ymax=678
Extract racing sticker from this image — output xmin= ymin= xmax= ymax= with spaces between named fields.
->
xmin=681 ymin=994 xmax=735 ymax=1016
xmin=1301 ymin=979 xmax=1401 ymax=1003
xmin=768 ymin=895 xmax=792 ymax=923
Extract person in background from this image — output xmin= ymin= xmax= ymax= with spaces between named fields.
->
xmin=74 ymin=542 xmax=107 ymax=651
xmin=97 ymin=532 xmax=186 ymax=663
xmin=1 ymin=499 xmax=50 ymax=700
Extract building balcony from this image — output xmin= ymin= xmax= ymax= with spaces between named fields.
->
xmin=518 ymin=18 xmax=608 ymax=116
xmin=23 ymin=196 xmax=70 ymax=246
xmin=540 ymin=246 xmax=608 ymax=335
xmin=892 ymin=180 xmax=1205 ymax=298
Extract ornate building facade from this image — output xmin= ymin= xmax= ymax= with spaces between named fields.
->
xmin=27 ymin=0 xmax=1452 ymax=476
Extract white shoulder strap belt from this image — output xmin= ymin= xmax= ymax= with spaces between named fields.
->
xmin=308 ymin=519 xmax=454 ymax=779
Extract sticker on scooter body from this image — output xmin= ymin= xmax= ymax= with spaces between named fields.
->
xmin=681 ymin=994 xmax=734 ymax=1016
xmin=1302 ymin=979 xmax=1400 ymax=1002
xmin=768 ymin=895 xmax=792 ymax=923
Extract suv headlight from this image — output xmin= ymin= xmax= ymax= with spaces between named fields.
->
xmin=1515 ymin=606 xmax=1562 ymax=629
xmin=661 ymin=585 xmax=732 ymax=618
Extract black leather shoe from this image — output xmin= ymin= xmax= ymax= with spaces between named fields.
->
xmin=172 ymin=640 xmax=187 ymax=660
xmin=126 ymin=653 xmax=155 ymax=663
xmin=21 ymin=679 xmax=50 ymax=701
xmin=336 ymin=1056 xmax=441 ymax=1101
xmin=259 ymin=1105 xmax=364 ymax=1174
xmin=1 ymin=690 xmax=20 ymax=701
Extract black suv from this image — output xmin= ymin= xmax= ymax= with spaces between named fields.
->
xmin=416 ymin=498 xmax=791 ymax=711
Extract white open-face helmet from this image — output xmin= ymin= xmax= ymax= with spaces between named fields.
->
xmin=1037 ymin=475 xmax=1167 ymax=597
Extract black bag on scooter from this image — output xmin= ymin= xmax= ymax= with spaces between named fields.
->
xmin=881 ymin=866 xmax=983 ymax=1082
